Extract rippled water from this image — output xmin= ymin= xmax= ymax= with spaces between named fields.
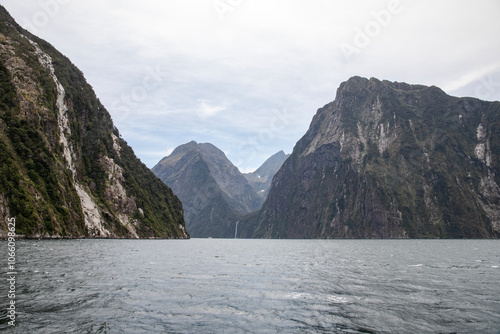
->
xmin=0 ymin=239 xmax=499 ymax=333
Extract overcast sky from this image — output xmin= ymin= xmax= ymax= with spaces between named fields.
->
xmin=1 ymin=0 xmax=499 ymax=172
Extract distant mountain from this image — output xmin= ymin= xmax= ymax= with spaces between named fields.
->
xmin=244 ymin=151 xmax=289 ymax=198
xmin=240 ymin=77 xmax=500 ymax=239
xmin=152 ymin=141 xmax=264 ymax=237
xmin=0 ymin=6 xmax=188 ymax=239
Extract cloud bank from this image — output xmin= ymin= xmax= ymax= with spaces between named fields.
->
xmin=2 ymin=0 xmax=499 ymax=171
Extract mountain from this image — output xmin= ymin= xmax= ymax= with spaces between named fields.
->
xmin=152 ymin=141 xmax=263 ymax=237
xmin=244 ymin=150 xmax=290 ymax=198
xmin=0 ymin=6 xmax=188 ymax=239
xmin=240 ymin=77 xmax=500 ymax=239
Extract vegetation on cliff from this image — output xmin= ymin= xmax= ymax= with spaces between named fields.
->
xmin=241 ymin=77 xmax=500 ymax=239
xmin=0 ymin=6 xmax=187 ymax=238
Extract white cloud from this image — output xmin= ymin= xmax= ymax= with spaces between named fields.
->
xmin=196 ymin=99 xmax=225 ymax=118
xmin=441 ymin=64 xmax=500 ymax=93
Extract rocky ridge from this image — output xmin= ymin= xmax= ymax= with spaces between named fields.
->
xmin=152 ymin=141 xmax=287 ymax=237
xmin=0 ymin=6 xmax=188 ymax=239
xmin=244 ymin=150 xmax=290 ymax=199
xmin=240 ymin=77 xmax=500 ymax=239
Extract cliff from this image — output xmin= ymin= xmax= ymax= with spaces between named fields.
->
xmin=242 ymin=77 xmax=500 ymax=239
xmin=0 ymin=6 xmax=188 ymax=239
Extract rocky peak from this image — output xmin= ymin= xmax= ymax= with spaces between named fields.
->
xmin=152 ymin=141 xmax=268 ymax=237
xmin=244 ymin=150 xmax=290 ymax=198
xmin=242 ymin=77 xmax=500 ymax=239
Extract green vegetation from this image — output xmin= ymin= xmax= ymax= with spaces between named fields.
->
xmin=118 ymin=139 xmax=186 ymax=238
xmin=0 ymin=59 xmax=85 ymax=236
xmin=0 ymin=5 xmax=187 ymax=238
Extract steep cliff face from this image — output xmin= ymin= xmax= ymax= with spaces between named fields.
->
xmin=244 ymin=150 xmax=290 ymax=198
xmin=152 ymin=141 xmax=262 ymax=237
xmin=243 ymin=77 xmax=500 ymax=239
xmin=0 ymin=6 xmax=188 ymax=239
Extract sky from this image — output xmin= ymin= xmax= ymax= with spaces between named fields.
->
xmin=1 ymin=0 xmax=499 ymax=172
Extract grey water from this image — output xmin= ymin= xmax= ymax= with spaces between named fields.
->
xmin=0 ymin=239 xmax=499 ymax=333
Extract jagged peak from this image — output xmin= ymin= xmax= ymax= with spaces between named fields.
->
xmin=171 ymin=141 xmax=226 ymax=160
xmin=155 ymin=141 xmax=233 ymax=172
xmin=246 ymin=77 xmax=500 ymax=239
xmin=248 ymin=150 xmax=290 ymax=179
xmin=270 ymin=150 xmax=287 ymax=158
xmin=340 ymin=76 xmax=439 ymax=95
xmin=167 ymin=140 xmax=200 ymax=157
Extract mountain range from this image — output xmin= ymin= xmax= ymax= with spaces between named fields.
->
xmin=152 ymin=141 xmax=287 ymax=237
xmin=0 ymin=6 xmax=188 ymax=239
xmin=1 ymin=4 xmax=499 ymax=240
xmin=243 ymin=150 xmax=290 ymax=199
xmin=238 ymin=77 xmax=500 ymax=239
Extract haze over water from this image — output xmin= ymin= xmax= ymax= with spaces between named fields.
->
xmin=1 ymin=239 xmax=499 ymax=333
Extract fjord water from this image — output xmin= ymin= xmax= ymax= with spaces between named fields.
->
xmin=1 ymin=239 xmax=499 ymax=333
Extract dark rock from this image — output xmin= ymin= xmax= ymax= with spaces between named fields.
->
xmin=242 ymin=77 xmax=500 ymax=239
xmin=152 ymin=141 xmax=263 ymax=237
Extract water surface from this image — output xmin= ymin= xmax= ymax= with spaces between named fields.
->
xmin=0 ymin=239 xmax=499 ymax=333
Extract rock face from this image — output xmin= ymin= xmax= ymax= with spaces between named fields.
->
xmin=242 ymin=77 xmax=500 ymax=239
xmin=244 ymin=150 xmax=290 ymax=199
xmin=152 ymin=141 xmax=264 ymax=237
xmin=0 ymin=6 xmax=188 ymax=239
